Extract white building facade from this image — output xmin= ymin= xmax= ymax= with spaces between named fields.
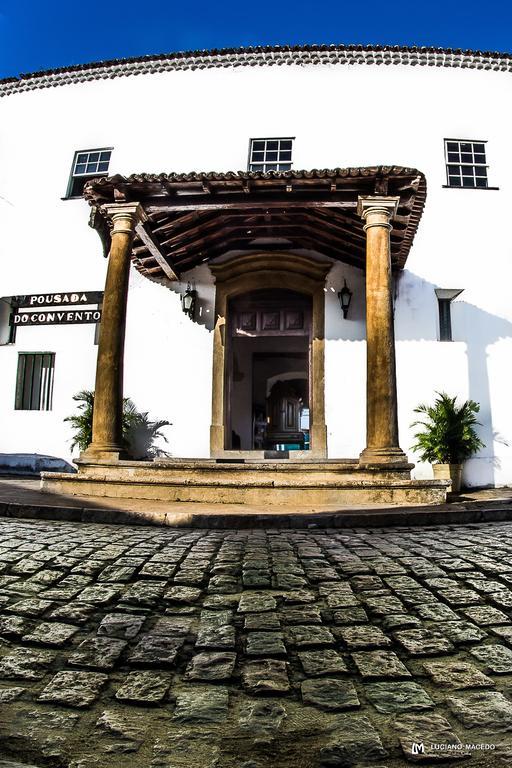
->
xmin=1 ymin=44 xmax=511 ymax=489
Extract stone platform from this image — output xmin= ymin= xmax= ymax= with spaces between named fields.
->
xmin=41 ymin=458 xmax=449 ymax=508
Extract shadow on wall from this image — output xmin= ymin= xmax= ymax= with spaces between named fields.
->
xmin=395 ymin=270 xmax=512 ymax=488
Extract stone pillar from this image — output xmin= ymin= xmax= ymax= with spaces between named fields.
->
xmin=83 ymin=203 xmax=145 ymax=460
xmin=358 ymin=196 xmax=409 ymax=467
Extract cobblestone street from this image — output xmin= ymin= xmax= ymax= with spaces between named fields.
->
xmin=1 ymin=519 xmax=512 ymax=767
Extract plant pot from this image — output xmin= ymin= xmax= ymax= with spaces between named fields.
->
xmin=433 ymin=463 xmax=463 ymax=494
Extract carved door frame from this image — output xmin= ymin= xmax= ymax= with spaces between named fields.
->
xmin=209 ymin=252 xmax=331 ymax=458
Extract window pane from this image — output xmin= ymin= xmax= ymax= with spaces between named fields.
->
xmin=97 ymin=162 xmax=109 ymax=172
xmin=75 ymin=163 xmax=87 ymax=175
xmin=88 ymin=152 xmax=100 ymax=162
xmin=475 ymin=177 xmax=488 ymax=187
xmin=265 ymin=164 xmax=278 ymax=171
xmin=99 ymin=151 xmax=111 ymax=161
xmin=446 ymin=142 xmax=458 ymax=152
xmin=448 ymin=175 xmax=461 ymax=186
xmin=76 ymin=153 xmax=88 ymax=164
xmin=462 ymin=176 xmax=475 ymax=187
xmin=252 ymin=141 xmax=265 ymax=150
xmin=252 ymin=151 xmax=264 ymax=161
xmin=278 ymin=163 xmax=292 ymax=171
xmin=250 ymin=164 xmax=264 ymax=172
xmin=86 ymin=162 xmax=98 ymax=173
xmin=460 ymin=143 xmax=472 ymax=152
xmin=266 ymin=151 xmax=278 ymax=161
xmin=461 ymin=165 xmax=473 ymax=176
xmin=473 ymin=143 xmax=485 ymax=154
xmin=280 ymin=140 xmax=292 ymax=150
xmin=279 ymin=150 xmax=292 ymax=161
xmin=461 ymin=153 xmax=473 ymax=163
xmin=474 ymin=153 xmax=486 ymax=164
xmin=447 ymin=152 xmax=459 ymax=162
xmin=267 ymin=140 xmax=278 ymax=150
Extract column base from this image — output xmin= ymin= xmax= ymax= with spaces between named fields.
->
xmin=81 ymin=443 xmax=126 ymax=462
xmin=359 ymin=446 xmax=411 ymax=468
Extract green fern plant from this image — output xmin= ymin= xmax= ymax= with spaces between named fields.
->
xmin=65 ymin=390 xmax=171 ymax=458
xmin=411 ymin=392 xmax=484 ymax=464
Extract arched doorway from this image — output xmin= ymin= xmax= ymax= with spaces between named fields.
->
xmin=209 ymin=253 xmax=331 ymax=457
xmin=227 ymin=289 xmax=311 ymax=451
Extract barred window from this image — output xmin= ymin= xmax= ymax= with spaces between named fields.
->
xmin=15 ymin=353 xmax=55 ymax=410
xmin=66 ymin=148 xmax=112 ymax=198
xmin=249 ymin=138 xmax=293 ymax=172
xmin=445 ymin=140 xmax=488 ymax=188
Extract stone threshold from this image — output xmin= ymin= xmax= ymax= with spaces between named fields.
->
xmin=2 ymin=497 xmax=512 ymax=529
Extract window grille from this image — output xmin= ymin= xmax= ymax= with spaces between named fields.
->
xmin=444 ymin=139 xmax=488 ymax=188
xmin=249 ymin=138 xmax=293 ymax=172
xmin=66 ymin=148 xmax=112 ymax=197
xmin=15 ymin=353 xmax=55 ymax=410
xmin=438 ymin=299 xmax=453 ymax=341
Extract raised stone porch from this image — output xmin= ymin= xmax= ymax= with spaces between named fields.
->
xmin=41 ymin=458 xmax=449 ymax=507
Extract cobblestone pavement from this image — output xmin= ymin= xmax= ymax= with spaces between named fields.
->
xmin=1 ymin=520 xmax=512 ymax=767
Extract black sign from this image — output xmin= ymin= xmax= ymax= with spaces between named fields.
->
xmin=11 ymin=309 xmax=102 ymax=326
xmin=14 ymin=291 xmax=103 ymax=308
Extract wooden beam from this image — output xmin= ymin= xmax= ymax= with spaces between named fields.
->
xmin=134 ymin=222 xmax=178 ymax=281
xmin=145 ymin=198 xmax=359 ymax=214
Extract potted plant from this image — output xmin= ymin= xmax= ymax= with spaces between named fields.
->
xmin=411 ymin=392 xmax=484 ymax=493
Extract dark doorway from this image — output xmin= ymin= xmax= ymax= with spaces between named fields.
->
xmin=226 ymin=289 xmax=311 ymax=451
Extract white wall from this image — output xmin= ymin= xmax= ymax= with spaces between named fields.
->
xmin=1 ymin=60 xmax=511 ymax=485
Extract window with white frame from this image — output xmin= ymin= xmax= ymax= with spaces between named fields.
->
xmin=248 ymin=138 xmax=293 ymax=172
xmin=444 ymin=139 xmax=488 ymax=188
xmin=66 ymin=148 xmax=112 ymax=197
xmin=15 ymin=353 xmax=55 ymax=410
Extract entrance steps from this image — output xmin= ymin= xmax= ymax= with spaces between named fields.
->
xmin=41 ymin=458 xmax=449 ymax=507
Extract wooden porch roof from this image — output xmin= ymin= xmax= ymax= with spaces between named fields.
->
xmin=84 ymin=167 xmax=427 ymax=280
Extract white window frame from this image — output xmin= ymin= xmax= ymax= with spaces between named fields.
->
xmin=65 ymin=147 xmax=113 ymax=198
xmin=248 ymin=137 xmax=294 ymax=172
xmin=444 ymin=139 xmax=489 ymax=189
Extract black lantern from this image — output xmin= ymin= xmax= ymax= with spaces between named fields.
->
xmin=338 ymin=279 xmax=353 ymax=319
xmin=181 ymin=283 xmax=197 ymax=319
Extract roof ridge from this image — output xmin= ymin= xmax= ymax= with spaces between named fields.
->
xmin=2 ymin=43 xmax=512 ymax=96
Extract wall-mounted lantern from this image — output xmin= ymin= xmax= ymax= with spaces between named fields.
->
xmin=181 ymin=283 xmax=197 ymax=319
xmin=338 ymin=279 xmax=353 ymax=319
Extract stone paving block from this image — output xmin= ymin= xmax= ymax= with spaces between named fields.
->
xmin=151 ymin=616 xmax=194 ymax=636
xmin=196 ymin=624 xmax=235 ymax=650
xmin=69 ymin=636 xmax=127 ymax=670
xmin=184 ymin=651 xmax=237 ymax=681
xmin=46 ymin=602 xmax=96 ymax=625
xmin=0 ymin=687 xmax=25 ymax=702
xmin=298 ymin=649 xmax=348 ymax=677
xmin=244 ymin=612 xmax=281 ymax=631
xmin=490 ymin=625 xmax=512 ymax=645
xmin=0 ymin=648 xmax=56 ymax=680
xmin=246 ymin=632 xmax=286 ymax=656
xmin=361 ymin=595 xmax=405 ymax=615
xmin=415 ymin=603 xmax=460 ymax=621
xmin=318 ymin=715 xmax=387 ymax=764
xmin=470 ymin=643 xmax=512 ymax=673
xmin=238 ymin=593 xmax=277 ymax=613
xmin=0 ymin=615 xmax=33 ymax=639
xmin=440 ymin=621 xmax=487 ymax=645
xmin=98 ymin=566 xmax=137 ymax=583
xmin=97 ymin=613 xmax=145 ymax=639
xmin=437 ymin=587 xmax=483 ymax=606
xmin=76 ymin=585 xmax=120 ymax=605
xmin=286 ymin=625 xmax=335 ymax=647
xmin=301 ymin=677 xmax=360 ymax=711
xmin=22 ymin=621 xmax=79 ymax=647
xmin=127 ymin=634 xmax=184 ymax=666
xmin=173 ymin=687 xmax=229 ymax=723
xmin=393 ymin=628 xmax=455 ymax=656
xmin=6 ymin=598 xmax=54 ymax=617
xmin=423 ymin=660 xmax=495 ymax=689
xmin=38 ymin=670 xmax=108 ymax=708
xmin=279 ymin=606 xmax=322 ymax=624
xmin=237 ymin=699 xmax=287 ymax=738
xmin=394 ymin=712 xmax=469 ymax=761
xmin=280 ymin=589 xmax=316 ymax=604
xmin=364 ymin=681 xmax=435 ymax=713
xmin=337 ymin=625 xmax=392 ymax=650
xmin=461 ymin=605 xmax=511 ymax=626
xmin=242 ymin=659 xmax=290 ymax=694
xmin=96 ymin=708 xmax=146 ymax=743
xmin=115 ymin=671 xmax=171 ymax=703
xmin=351 ymin=650 xmax=411 ymax=679
xmin=164 ymin=586 xmax=202 ymax=604
xmin=325 ymin=592 xmax=359 ymax=608
xmin=447 ymin=690 xmax=512 ymax=730
xmin=380 ymin=614 xmax=421 ymax=630
xmin=332 ymin=606 xmax=369 ymax=625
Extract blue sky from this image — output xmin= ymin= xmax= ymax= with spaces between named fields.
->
xmin=0 ymin=0 xmax=510 ymax=79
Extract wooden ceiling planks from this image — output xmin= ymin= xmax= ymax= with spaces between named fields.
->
xmin=85 ymin=167 xmax=427 ymax=280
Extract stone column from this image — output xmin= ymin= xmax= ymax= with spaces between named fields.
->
xmin=358 ymin=196 xmax=409 ymax=467
xmin=83 ymin=202 xmax=145 ymax=460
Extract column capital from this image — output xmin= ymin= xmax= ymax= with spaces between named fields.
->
xmin=357 ymin=196 xmax=400 ymax=225
xmin=103 ymin=202 xmax=147 ymax=234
